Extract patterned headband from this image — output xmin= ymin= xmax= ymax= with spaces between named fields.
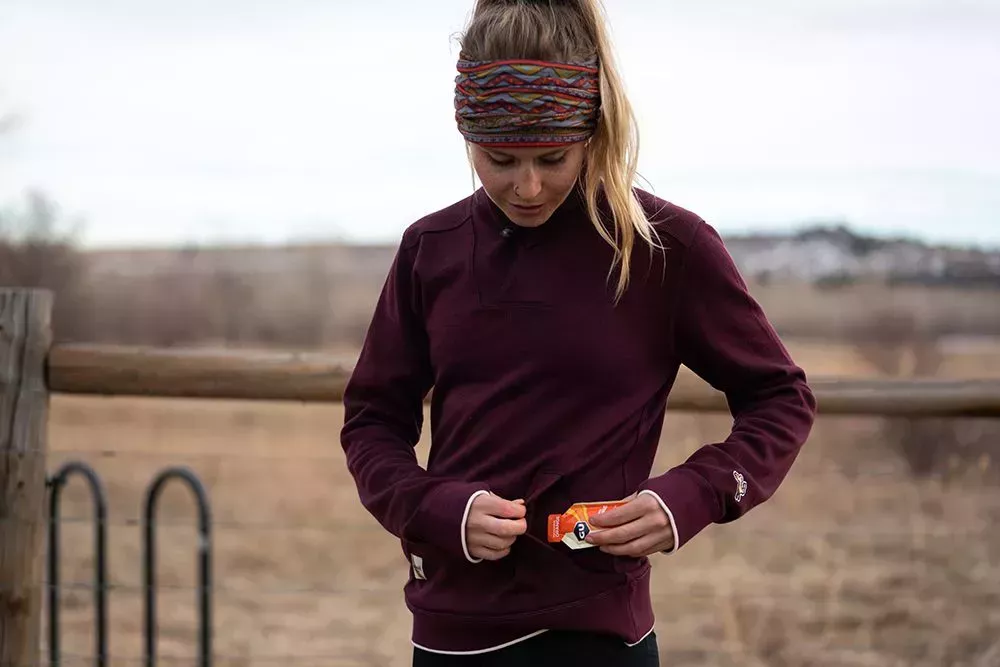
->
xmin=454 ymin=56 xmax=601 ymax=147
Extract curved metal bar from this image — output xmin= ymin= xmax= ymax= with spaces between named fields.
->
xmin=142 ymin=466 xmax=213 ymax=667
xmin=47 ymin=461 xmax=109 ymax=667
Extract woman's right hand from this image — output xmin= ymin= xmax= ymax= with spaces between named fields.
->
xmin=466 ymin=494 xmax=527 ymax=561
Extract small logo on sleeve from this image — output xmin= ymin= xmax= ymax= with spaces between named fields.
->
xmin=733 ymin=471 xmax=747 ymax=503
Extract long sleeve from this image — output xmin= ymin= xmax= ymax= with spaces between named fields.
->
xmin=341 ymin=237 xmax=489 ymax=560
xmin=640 ymin=221 xmax=817 ymax=551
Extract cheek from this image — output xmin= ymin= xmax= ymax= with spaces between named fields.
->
xmin=549 ymin=149 xmax=586 ymax=193
xmin=549 ymin=164 xmax=584 ymax=196
xmin=472 ymin=161 xmax=510 ymax=195
xmin=556 ymin=169 xmax=580 ymax=190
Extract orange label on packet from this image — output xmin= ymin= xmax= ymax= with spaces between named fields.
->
xmin=547 ymin=501 xmax=628 ymax=549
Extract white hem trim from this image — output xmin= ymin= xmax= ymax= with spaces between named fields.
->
xmin=624 ymin=623 xmax=656 ymax=648
xmin=414 ymin=625 xmax=654 ymax=655
xmin=638 ymin=489 xmax=679 ymax=554
xmin=461 ymin=490 xmax=490 ymax=563
xmin=413 ymin=629 xmax=550 ymax=655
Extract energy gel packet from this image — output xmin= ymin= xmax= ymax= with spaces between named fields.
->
xmin=547 ymin=501 xmax=628 ymax=550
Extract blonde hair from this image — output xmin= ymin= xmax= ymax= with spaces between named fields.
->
xmin=459 ymin=0 xmax=660 ymax=301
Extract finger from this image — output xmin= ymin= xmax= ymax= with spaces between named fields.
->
xmin=470 ymin=514 xmax=526 ymax=538
xmin=589 ymin=498 xmax=646 ymax=528
xmin=586 ymin=518 xmax=647 ymax=546
xmin=470 ymin=531 xmax=517 ymax=551
xmin=483 ymin=516 xmax=527 ymax=537
xmin=479 ymin=495 xmax=527 ymax=520
xmin=599 ymin=533 xmax=666 ymax=558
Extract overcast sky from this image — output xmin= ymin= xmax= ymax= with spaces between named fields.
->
xmin=2 ymin=0 xmax=998 ymax=248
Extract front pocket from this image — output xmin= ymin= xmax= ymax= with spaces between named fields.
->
xmin=521 ymin=469 xmax=637 ymax=578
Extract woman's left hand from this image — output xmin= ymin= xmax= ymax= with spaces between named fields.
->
xmin=585 ymin=493 xmax=675 ymax=557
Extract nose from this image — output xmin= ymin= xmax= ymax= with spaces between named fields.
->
xmin=514 ymin=167 xmax=542 ymax=200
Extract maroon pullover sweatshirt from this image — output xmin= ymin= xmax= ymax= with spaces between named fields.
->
xmin=341 ymin=186 xmax=817 ymax=653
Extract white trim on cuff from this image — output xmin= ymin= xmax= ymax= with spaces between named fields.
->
xmin=638 ymin=489 xmax=680 ymax=554
xmin=461 ymin=490 xmax=490 ymax=563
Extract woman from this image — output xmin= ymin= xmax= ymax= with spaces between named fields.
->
xmin=341 ymin=0 xmax=817 ymax=664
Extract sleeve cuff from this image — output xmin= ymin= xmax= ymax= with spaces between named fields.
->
xmin=637 ymin=489 xmax=680 ymax=554
xmin=639 ymin=468 xmax=721 ymax=552
xmin=461 ymin=490 xmax=490 ymax=563
xmin=407 ymin=481 xmax=491 ymax=560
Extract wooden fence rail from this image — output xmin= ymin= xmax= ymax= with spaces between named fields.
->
xmin=46 ymin=343 xmax=1000 ymax=417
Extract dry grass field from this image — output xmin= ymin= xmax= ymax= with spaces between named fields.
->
xmin=43 ymin=338 xmax=1000 ymax=667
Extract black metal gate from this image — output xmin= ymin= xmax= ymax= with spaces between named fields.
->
xmin=46 ymin=462 xmax=213 ymax=667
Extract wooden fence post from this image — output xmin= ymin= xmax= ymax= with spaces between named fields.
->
xmin=0 ymin=289 xmax=53 ymax=667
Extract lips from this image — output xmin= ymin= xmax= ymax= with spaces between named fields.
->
xmin=511 ymin=203 xmax=544 ymax=213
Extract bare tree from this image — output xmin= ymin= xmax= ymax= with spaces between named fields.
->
xmin=1 ymin=96 xmax=91 ymax=341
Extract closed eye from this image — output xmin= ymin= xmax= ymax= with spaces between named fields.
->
xmin=483 ymin=151 xmax=567 ymax=167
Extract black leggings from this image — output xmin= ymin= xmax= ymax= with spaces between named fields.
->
xmin=413 ymin=630 xmax=659 ymax=666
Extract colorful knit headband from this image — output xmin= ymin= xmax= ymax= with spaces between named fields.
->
xmin=454 ymin=56 xmax=601 ymax=147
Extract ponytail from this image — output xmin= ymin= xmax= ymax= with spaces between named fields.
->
xmin=460 ymin=0 xmax=660 ymax=302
